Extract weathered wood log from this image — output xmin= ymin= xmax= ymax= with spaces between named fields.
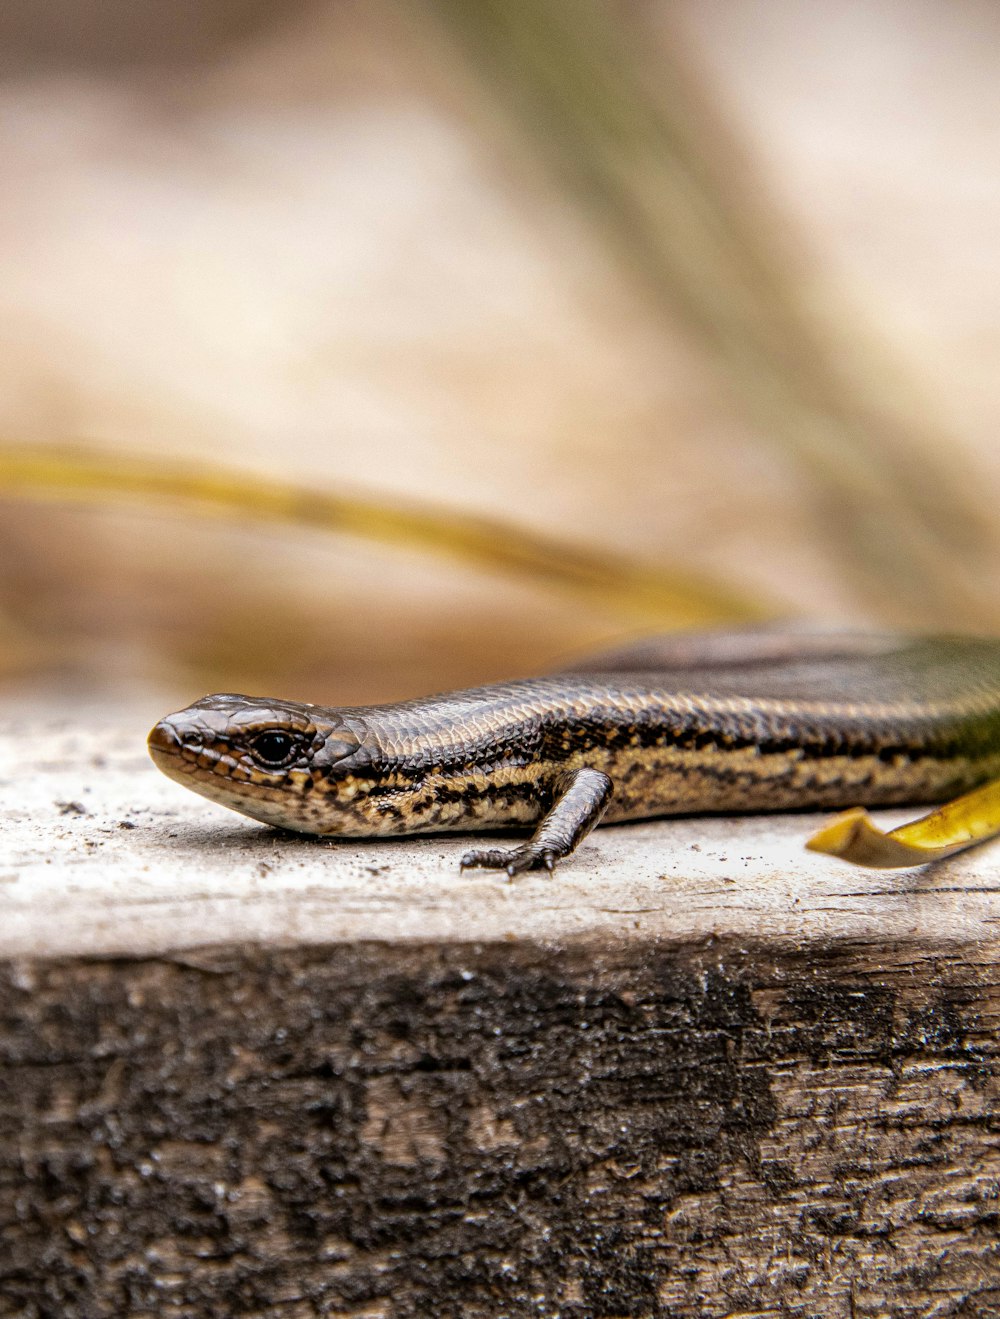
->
xmin=2 ymin=706 xmax=999 ymax=1318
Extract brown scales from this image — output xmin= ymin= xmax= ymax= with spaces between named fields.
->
xmin=147 ymin=630 xmax=1000 ymax=875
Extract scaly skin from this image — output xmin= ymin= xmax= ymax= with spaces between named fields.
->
xmin=147 ymin=631 xmax=1000 ymax=875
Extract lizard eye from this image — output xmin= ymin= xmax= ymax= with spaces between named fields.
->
xmin=248 ymin=730 xmax=299 ymax=767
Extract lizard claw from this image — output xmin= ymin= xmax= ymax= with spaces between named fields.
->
xmin=461 ymin=845 xmax=561 ymax=877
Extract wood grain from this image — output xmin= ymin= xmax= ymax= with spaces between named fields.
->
xmin=1 ymin=704 xmax=998 ymax=1317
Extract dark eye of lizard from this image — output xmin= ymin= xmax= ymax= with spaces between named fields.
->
xmin=248 ymin=730 xmax=299 ymax=767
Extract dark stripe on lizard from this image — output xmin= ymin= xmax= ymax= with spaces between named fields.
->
xmin=147 ymin=629 xmax=1000 ymax=875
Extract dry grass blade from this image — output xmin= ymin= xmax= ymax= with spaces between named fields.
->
xmin=807 ymin=776 xmax=1000 ymax=869
xmin=0 ymin=443 xmax=767 ymax=629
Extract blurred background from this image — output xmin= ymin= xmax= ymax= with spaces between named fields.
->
xmin=1 ymin=0 xmax=999 ymax=708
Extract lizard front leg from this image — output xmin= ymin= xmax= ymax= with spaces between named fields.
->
xmin=460 ymin=766 xmax=613 ymax=877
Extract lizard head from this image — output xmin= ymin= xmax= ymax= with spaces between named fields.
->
xmin=148 ymin=693 xmax=367 ymax=834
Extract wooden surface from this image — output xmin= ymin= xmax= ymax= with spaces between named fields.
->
xmin=5 ymin=701 xmax=1000 ymax=957
xmin=2 ymin=701 xmax=1000 ymax=1318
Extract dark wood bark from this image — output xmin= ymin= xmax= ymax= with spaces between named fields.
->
xmin=2 ymin=936 xmax=998 ymax=1319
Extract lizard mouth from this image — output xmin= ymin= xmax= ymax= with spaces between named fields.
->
xmin=147 ymin=717 xmax=187 ymax=776
xmin=147 ymin=717 xmax=243 ymax=794
xmin=148 ymin=715 xmax=309 ymax=830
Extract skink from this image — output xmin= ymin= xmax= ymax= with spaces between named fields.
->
xmin=147 ymin=628 xmax=1000 ymax=875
